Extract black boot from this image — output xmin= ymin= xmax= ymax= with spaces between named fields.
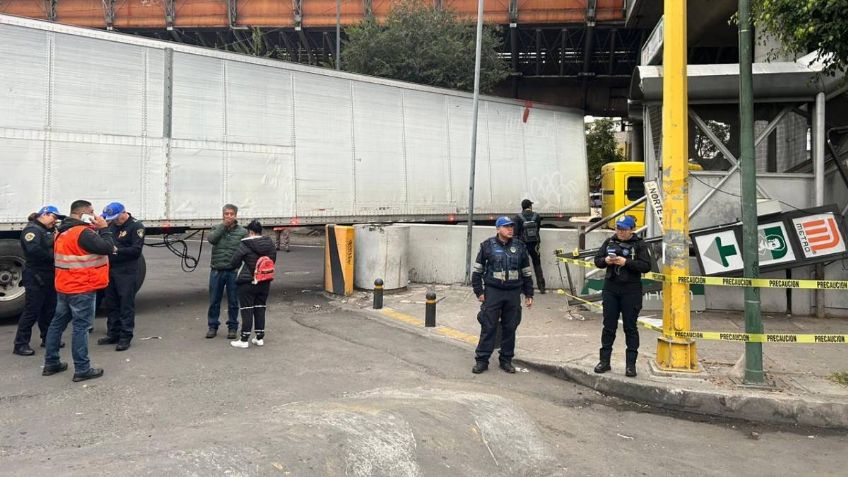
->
xmin=499 ymin=361 xmax=516 ymax=373
xmin=13 ymin=345 xmax=35 ymax=356
xmin=625 ymin=350 xmax=638 ymax=377
xmin=472 ymin=361 xmax=489 ymax=374
xmin=595 ymin=348 xmax=612 ymax=373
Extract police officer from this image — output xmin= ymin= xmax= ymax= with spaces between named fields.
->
xmin=13 ymin=206 xmax=64 ymax=356
xmin=471 ymin=216 xmax=534 ymax=374
xmin=513 ymin=198 xmax=546 ymax=293
xmin=593 ymin=215 xmax=651 ymax=377
xmin=97 ymin=202 xmax=145 ymax=351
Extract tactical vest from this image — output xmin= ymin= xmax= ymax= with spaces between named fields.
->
xmin=485 ymin=237 xmax=525 ymax=285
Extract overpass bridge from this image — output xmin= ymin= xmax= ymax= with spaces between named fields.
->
xmin=0 ymin=1 xmax=745 ymax=116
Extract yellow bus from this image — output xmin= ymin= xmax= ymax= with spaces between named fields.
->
xmin=600 ymin=162 xmax=702 ymax=228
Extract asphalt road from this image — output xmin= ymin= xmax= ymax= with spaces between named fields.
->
xmin=1 ymin=242 xmax=846 ymax=476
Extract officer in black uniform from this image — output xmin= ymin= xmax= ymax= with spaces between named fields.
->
xmin=471 ymin=216 xmax=534 ymax=374
xmin=593 ymin=215 xmax=651 ymax=377
xmin=513 ymin=198 xmax=546 ymax=293
xmin=97 ymin=202 xmax=145 ymax=351
xmin=13 ymin=206 xmax=64 ymax=356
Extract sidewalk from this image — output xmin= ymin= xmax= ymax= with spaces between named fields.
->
xmin=341 ymin=283 xmax=848 ymax=429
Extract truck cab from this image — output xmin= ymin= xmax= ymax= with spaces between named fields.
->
xmin=600 ymin=161 xmax=702 ymax=228
xmin=601 ymin=162 xmax=646 ymax=228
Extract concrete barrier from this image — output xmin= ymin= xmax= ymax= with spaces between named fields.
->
xmin=354 ymin=224 xmax=409 ymax=290
xmin=400 ymin=224 xmax=848 ymax=316
xmin=404 ymin=224 xmax=610 ymax=292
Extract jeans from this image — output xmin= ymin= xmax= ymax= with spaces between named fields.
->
xmin=44 ymin=292 xmax=96 ymax=374
xmin=207 ymin=269 xmax=239 ymax=330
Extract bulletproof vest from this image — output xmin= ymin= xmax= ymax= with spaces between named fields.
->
xmin=485 ymin=237 xmax=524 ymax=284
xmin=604 ymin=238 xmax=639 ymax=284
xmin=520 ymin=211 xmax=540 ymax=242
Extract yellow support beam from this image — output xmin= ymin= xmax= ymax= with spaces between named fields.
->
xmin=656 ymin=0 xmax=698 ymax=371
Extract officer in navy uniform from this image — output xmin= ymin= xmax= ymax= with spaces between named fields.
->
xmin=592 ymin=215 xmax=651 ymax=377
xmin=13 ymin=206 xmax=65 ymax=356
xmin=97 ymin=202 xmax=145 ymax=351
xmin=471 ymin=216 xmax=534 ymax=374
xmin=513 ymin=198 xmax=546 ymax=293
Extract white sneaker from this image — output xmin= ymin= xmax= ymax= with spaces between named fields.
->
xmin=251 ymin=338 xmax=264 ymax=347
xmin=230 ymin=340 xmax=249 ymax=349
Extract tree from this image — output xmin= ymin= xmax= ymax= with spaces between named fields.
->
xmin=341 ymin=0 xmax=510 ymax=93
xmin=585 ymin=119 xmax=626 ymax=189
xmin=753 ymin=0 xmax=848 ymax=76
xmin=694 ymin=120 xmax=731 ymax=161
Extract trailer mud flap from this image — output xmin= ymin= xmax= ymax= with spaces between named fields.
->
xmin=324 ymin=225 xmax=354 ymax=296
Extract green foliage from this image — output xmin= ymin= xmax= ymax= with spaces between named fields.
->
xmin=753 ymin=0 xmax=848 ymax=76
xmin=341 ymin=0 xmax=510 ymax=92
xmin=828 ymin=371 xmax=848 ymax=386
xmin=585 ymin=119 xmax=625 ymax=188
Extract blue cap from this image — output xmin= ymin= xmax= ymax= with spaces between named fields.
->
xmin=495 ymin=216 xmax=514 ymax=228
xmin=615 ymin=215 xmax=637 ymax=230
xmin=37 ymin=205 xmax=63 ymax=218
xmin=102 ymin=202 xmax=126 ymax=221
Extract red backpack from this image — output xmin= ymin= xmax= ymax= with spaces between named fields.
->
xmin=253 ymin=255 xmax=275 ymax=284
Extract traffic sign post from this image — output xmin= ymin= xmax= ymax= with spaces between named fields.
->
xmin=739 ymin=0 xmax=764 ymax=384
xmin=655 ymin=0 xmax=698 ymax=373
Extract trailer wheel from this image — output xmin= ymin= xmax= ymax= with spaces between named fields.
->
xmin=0 ymin=239 xmax=26 ymax=319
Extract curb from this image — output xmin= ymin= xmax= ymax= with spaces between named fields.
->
xmin=516 ymin=357 xmax=848 ymax=430
xmin=343 ymin=301 xmax=848 ymax=430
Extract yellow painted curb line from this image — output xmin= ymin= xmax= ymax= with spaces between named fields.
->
xmin=378 ymin=307 xmax=479 ymax=346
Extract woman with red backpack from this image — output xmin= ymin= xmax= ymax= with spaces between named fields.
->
xmin=227 ymin=219 xmax=277 ymax=349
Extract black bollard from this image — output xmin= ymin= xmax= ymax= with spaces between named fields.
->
xmin=373 ymin=278 xmax=384 ymax=309
xmin=425 ymin=290 xmax=436 ymax=327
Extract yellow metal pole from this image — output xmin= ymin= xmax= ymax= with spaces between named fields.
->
xmin=656 ymin=0 xmax=698 ymax=371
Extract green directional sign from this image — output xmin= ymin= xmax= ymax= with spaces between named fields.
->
xmin=694 ymin=230 xmax=744 ymax=275
xmin=705 ymin=236 xmax=738 ymax=267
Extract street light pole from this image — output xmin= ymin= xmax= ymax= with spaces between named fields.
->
xmin=335 ymin=0 xmax=341 ymax=70
xmin=656 ymin=0 xmax=698 ymax=372
xmin=464 ymin=0 xmax=485 ymax=284
xmin=738 ymin=0 xmax=764 ymax=384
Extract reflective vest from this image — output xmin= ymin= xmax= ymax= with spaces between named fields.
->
xmin=54 ymin=225 xmax=109 ymax=294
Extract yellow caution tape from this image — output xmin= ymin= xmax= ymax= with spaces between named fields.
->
xmin=557 ymin=257 xmax=848 ymax=290
xmin=556 ymin=288 xmax=603 ymax=310
xmin=636 ymin=319 xmax=848 ymax=343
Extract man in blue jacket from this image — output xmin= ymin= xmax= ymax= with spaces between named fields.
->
xmin=471 ymin=217 xmax=534 ymax=375
xmin=97 ymin=202 xmax=145 ymax=351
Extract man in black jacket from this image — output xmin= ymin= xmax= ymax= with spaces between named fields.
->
xmin=13 ymin=205 xmax=63 ymax=356
xmin=97 ymin=202 xmax=145 ymax=351
xmin=593 ymin=215 xmax=651 ymax=377
xmin=471 ymin=216 xmax=534 ymax=374
xmin=513 ymin=199 xmax=546 ymax=293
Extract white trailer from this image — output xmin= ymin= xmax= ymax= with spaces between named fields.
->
xmin=0 ymin=14 xmax=589 ymax=316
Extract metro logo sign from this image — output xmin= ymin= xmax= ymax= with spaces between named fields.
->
xmin=792 ymin=213 xmax=846 ymax=258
